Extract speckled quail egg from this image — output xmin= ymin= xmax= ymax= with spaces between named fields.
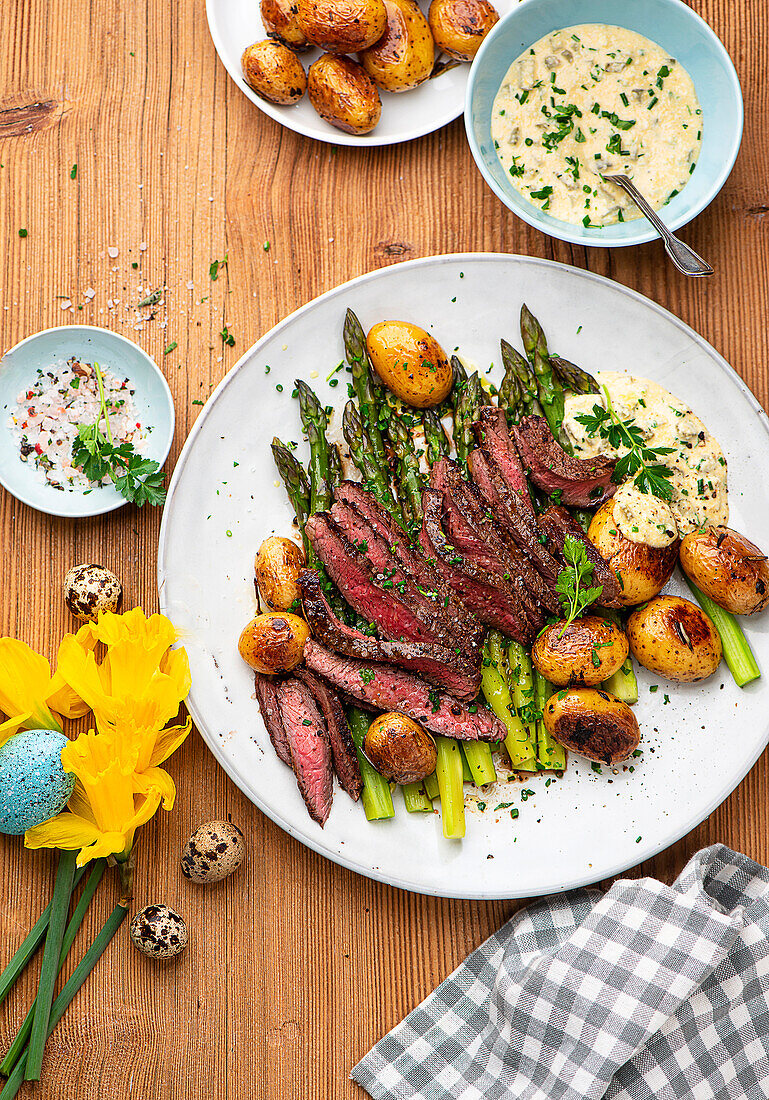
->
xmin=129 ymin=904 xmax=188 ymax=960
xmin=64 ymin=563 xmax=123 ymax=622
xmin=181 ymin=821 xmax=245 ymax=884
xmin=0 ymin=729 xmax=75 ymax=835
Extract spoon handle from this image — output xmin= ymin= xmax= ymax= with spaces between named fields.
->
xmin=603 ymin=174 xmax=714 ymax=278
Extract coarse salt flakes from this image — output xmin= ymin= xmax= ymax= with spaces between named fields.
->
xmin=107 ymin=246 xmax=119 ymax=259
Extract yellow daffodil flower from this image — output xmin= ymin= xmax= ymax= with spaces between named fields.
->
xmin=24 ymin=729 xmax=169 ymax=867
xmin=0 ymin=629 xmax=94 ymax=732
xmin=0 ymin=714 xmax=30 ymax=750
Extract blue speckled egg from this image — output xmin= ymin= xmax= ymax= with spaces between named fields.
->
xmin=0 ymin=729 xmax=75 ymax=835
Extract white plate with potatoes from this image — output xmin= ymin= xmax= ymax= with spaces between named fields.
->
xmin=206 ymin=0 xmax=516 ymax=146
xmin=158 ymin=254 xmax=769 ymax=899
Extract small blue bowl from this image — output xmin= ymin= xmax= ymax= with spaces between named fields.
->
xmin=465 ymin=0 xmax=743 ymax=247
xmin=0 ymin=326 xmax=175 ymax=518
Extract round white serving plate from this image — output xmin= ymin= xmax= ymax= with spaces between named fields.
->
xmin=158 ymin=254 xmax=769 ymax=899
xmin=205 ymin=0 xmax=518 ymax=147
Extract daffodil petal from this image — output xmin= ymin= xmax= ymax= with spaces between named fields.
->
xmin=149 ymin=717 xmax=192 ymax=767
xmin=24 ymin=812 xmax=103 ymax=852
xmin=0 ymin=639 xmax=62 ymax=731
xmin=134 ymin=766 xmax=176 ymax=810
xmin=0 ymin=713 xmax=30 ymax=749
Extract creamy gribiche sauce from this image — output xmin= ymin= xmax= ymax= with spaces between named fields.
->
xmin=563 ymin=371 xmax=728 ymax=548
xmin=491 ymin=24 xmax=702 ymax=227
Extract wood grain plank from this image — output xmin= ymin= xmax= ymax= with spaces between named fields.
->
xmin=1 ymin=0 xmax=768 ymax=1097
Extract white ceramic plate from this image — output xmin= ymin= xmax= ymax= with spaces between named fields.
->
xmin=206 ymin=0 xmax=517 ymax=147
xmin=158 ymin=254 xmax=769 ymax=899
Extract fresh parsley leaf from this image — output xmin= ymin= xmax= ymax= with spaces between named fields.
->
xmin=554 ymin=536 xmax=603 ymax=628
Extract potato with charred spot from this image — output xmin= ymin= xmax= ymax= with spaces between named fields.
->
xmin=588 ymin=499 xmax=679 ymax=606
xmin=533 ymin=616 xmax=628 ymax=687
xmin=260 ymin=0 xmax=310 ymax=50
xmin=308 ymin=54 xmax=382 ymax=134
xmin=366 ymin=320 xmax=451 ymax=407
xmin=627 ymin=596 xmax=722 ymax=682
xmin=365 ymin=713 xmax=437 ymax=783
xmin=255 ymin=536 xmax=305 ymax=612
xmin=242 ymin=40 xmax=307 ymax=104
xmin=296 ymin=0 xmax=387 ymax=52
xmin=360 ymin=0 xmax=435 ymax=93
xmin=680 ymin=526 xmax=769 ymax=616
xmin=238 ymin=613 xmax=310 ymax=675
xmin=427 ymin=0 xmax=498 ymax=61
xmin=544 ymin=687 xmax=640 ymax=765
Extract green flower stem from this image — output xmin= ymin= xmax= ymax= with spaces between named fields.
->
xmin=1 ymin=862 xmax=105 ymax=1077
xmin=1 ymin=904 xmax=128 ymax=1100
xmin=24 ymin=852 xmax=77 ymax=1081
xmin=0 ymin=868 xmax=85 ymax=1008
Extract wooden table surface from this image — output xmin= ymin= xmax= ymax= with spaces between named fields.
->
xmin=1 ymin=0 xmax=768 ymax=1096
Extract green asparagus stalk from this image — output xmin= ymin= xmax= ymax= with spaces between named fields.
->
xmin=551 ymin=355 xmax=600 ymax=396
xmin=498 ymin=342 xmax=523 ymax=415
xmin=296 ymin=379 xmax=333 ymax=515
xmin=424 ymin=772 xmax=439 ymax=801
xmin=460 ymin=750 xmax=473 ymax=784
xmin=507 ymin=639 xmax=539 ymax=767
xmin=271 ymin=438 xmax=312 ymax=560
xmin=461 ymin=741 xmax=497 ymax=786
xmin=482 ymin=633 xmax=537 ymax=771
xmin=342 ymin=400 xmax=401 ymax=516
xmin=684 ymin=577 xmax=761 ymax=688
xmin=534 ymin=669 xmax=566 ymax=771
xmin=386 ymin=413 xmax=424 ymax=526
xmin=343 ymin=309 xmax=389 ymax=472
xmin=347 ymin=707 xmax=395 ymax=820
xmin=520 ymin=305 xmax=567 ymax=444
xmin=422 ymin=408 xmax=450 ymax=464
xmin=599 ymin=608 xmax=639 ymax=704
xmin=501 ymin=339 xmax=543 ymax=417
xmin=453 ymin=369 xmax=486 ymax=467
xmin=402 ymin=782 xmax=432 ymax=812
xmin=434 ymin=735 xmax=466 ymax=839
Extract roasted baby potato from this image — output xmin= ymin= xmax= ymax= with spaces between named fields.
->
xmin=295 ymin=0 xmax=387 ymax=52
xmin=260 ymin=0 xmax=310 ymax=50
xmin=588 ymin=499 xmax=679 ymax=606
xmin=255 ymin=536 xmax=305 ymax=612
xmin=366 ymin=320 xmax=451 ymax=407
xmin=241 ymin=41 xmax=307 ymax=105
xmin=360 ymin=0 xmax=435 ymax=93
xmin=532 ymin=616 xmax=628 ymax=687
xmin=427 ymin=0 xmax=498 ymax=61
xmin=543 ymin=687 xmax=640 ymax=765
xmin=238 ymin=612 xmax=310 ymax=675
xmin=680 ymin=526 xmax=769 ymax=616
xmin=307 ymin=54 xmax=382 ymax=134
xmin=627 ymin=596 xmax=722 ymax=682
xmin=364 ymin=712 xmax=437 ymax=783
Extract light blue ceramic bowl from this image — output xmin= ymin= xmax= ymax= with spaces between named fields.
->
xmin=0 ymin=326 xmax=175 ymax=518
xmin=465 ymin=0 xmax=743 ymax=247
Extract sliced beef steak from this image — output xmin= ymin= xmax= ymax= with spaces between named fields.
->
xmin=276 ymin=678 xmax=334 ymax=826
xmin=294 ymin=668 xmax=362 ymax=801
xmin=333 ymin=481 xmax=483 ymax=657
xmin=512 ymin=415 xmax=617 ymax=507
xmin=254 ymin=673 xmax=292 ymax=768
xmin=304 ymin=639 xmax=504 ymax=742
xmin=473 ymin=406 xmax=533 ymax=511
xmin=468 ymin=447 xmax=562 ymax=592
xmin=538 ymin=506 xmax=623 ymax=609
xmin=420 ymin=489 xmax=538 ymax=643
xmin=299 ymin=570 xmax=481 ymax=699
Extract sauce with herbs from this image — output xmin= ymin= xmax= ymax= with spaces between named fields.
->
xmin=563 ymin=371 xmax=728 ymax=548
xmin=491 ymin=24 xmax=702 ymax=227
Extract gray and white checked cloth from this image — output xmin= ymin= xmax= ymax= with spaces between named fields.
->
xmin=352 ymin=845 xmax=769 ymax=1100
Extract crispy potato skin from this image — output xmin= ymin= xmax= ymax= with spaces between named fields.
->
xmin=627 ymin=595 xmax=722 ymax=682
xmin=365 ymin=712 xmax=437 ymax=783
xmin=360 ymin=0 xmax=435 ymax=93
xmin=427 ymin=0 xmax=498 ymax=61
xmin=366 ymin=320 xmax=451 ymax=406
xmin=680 ymin=526 xmax=769 ymax=615
xmin=588 ymin=499 xmax=679 ymax=606
xmin=238 ymin=613 xmax=310 ymax=674
xmin=241 ymin=40 xmax=307 ymax=104
xmin=296 ymin=0 xmax=387 ymax=52
xmin=533 ymin=616 xmax=628 ymax=687
xmin=544 ymin=687 xmax=640 ymax=765
xmin=308 ymin=54 xmax=382 ymax=134
xmin=260 ymin=0 xmax=311 ymax=50
xmin=255 ymin=536 xmax=305 ymax=612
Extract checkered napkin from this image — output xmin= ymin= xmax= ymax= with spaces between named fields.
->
xmin=352 ymin=845 xmax=769 ymax=1100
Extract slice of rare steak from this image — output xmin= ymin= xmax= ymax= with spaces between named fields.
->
xmin=276 ymin=677 xmax=334 ymax=826
xmin=512 ymin=415 xmax=617 ymax=508
xmin=294 ymin=668 xmax=362 ymax=801
xmin=538 ymin=505 xmax=623 ymax=608
xmin=254 ymin=673 xmax=292 ymax=768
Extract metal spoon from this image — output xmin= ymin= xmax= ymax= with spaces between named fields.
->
xmin=602 ymin=173 xmax=714 ymax=277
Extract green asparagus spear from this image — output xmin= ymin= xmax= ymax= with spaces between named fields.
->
xmin=501 ymin=339 xmax=543 ymax=417
xmin=296 ymin=379 xmax=333 ymax=514
xmin=461 ymin=742 xmax=497 ymax=786
xmin=347 ymin=707 xmax=395 ymax=820
xmin=551 ymin=356 xmax=600 ymax=396
xmin=453 ymin=370 xmax=486 ymax=467
xmin=402 ymin=782 xmax=432 ymax=812
xmin=599 ymin=608 xmax=639 ymax=704
xmin=498 ymin=342 xmax=523 ymax=415
xmin=271 ymin=438 xmax=312 ymax=560
xmin=422 ymin=408 xmax=451 ymax=465
xmin=343 ymin=309 xmax=389 ymax=472
xmin=424 ymin=772 xmax=440 ymax=801
xmin=386 ymin=412 xmax=424 ymax=526
xmin=483 ymin=633 xmax=537 ymax=770
xmin=342 ymin=400 xmax=401 ymax=517
xmin=684 ymin=577 xmax=761 ymax=688
xmin=434 ymin=735 xmax=466 ymax=839
xmin=534 ymin=669 xmax=566 ymax=771
xmin=328 ymin=437 xmax=344 ymax=491
xmin=520 ymin=305 xmax=567 ymax=443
